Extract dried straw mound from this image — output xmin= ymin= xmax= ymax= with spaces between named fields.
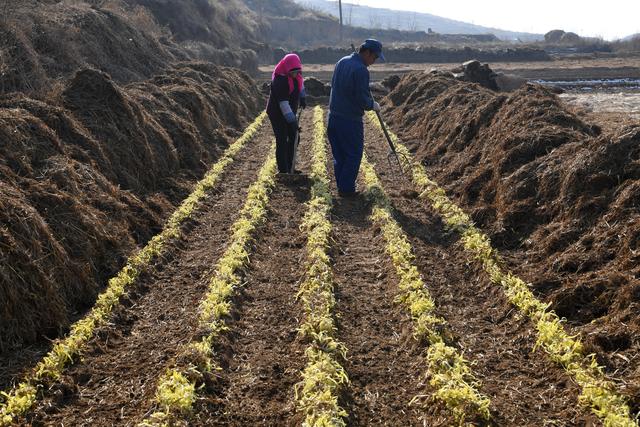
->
xmin=0 ymin=108 xmax=144 ymax=349
xmin=383 ymin=72 xmax=640 ymax=373
xmin=0 ymin=0 xmax=259 ymax=96
xmin=127 ymin=0 xmax=258 ymax=46
xmin=0 ymin=1 xmax=176 ymax=94
xmin=0 ymin=63 xmax=261 ymax=351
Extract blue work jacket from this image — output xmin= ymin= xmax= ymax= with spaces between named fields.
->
xmin=329 ymin=53 xmax=374 ymax=121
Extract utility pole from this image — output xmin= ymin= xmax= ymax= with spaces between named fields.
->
xmin=338 ymin=0 xmax=343 ymax=41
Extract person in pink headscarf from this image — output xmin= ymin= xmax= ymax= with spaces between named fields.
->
xmin=266 ymin=53 xmax=307 ymax=174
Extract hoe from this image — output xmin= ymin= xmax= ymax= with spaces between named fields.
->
xmin=290 ymin=108 xmax=303 ymax=174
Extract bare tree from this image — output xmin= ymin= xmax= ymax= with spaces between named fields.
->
xmin=407 ymin=12 xmax=418 ymax=32
xmin=368 ymin=11 xmax=381 ymax=29
xmin=385 ymin=18 xmax=393 ymax=30
xmin=346 ymin=3 xmax=353 ymax=26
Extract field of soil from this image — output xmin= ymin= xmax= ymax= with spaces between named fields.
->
xmin=3 ymin=107 xmax=621 ymax=426
xmin=2 ymin=1 xmax=640 ymax=423
xmin=261 ymin=56 xmax=640 ymax=83
xmin=564 ymin=93 xmax=640 ymax=119
xmin=3 ymin=76 xmax=640 ymax=426
xmin=382 ymin=71 xmax=640 ymax=416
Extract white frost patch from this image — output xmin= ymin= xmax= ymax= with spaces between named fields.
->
xmin=561 ymin=92 xmax=640 ymax=116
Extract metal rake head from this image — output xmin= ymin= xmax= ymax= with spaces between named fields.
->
xmin=387 ymin=149 xmax=412 ymax=176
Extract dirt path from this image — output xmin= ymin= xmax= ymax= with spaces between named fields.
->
xmin=330 ymin=196 xmax=428 ymax=426
xmin=363 ymin=117 xmax=598 ymax=425
xmin=323 ymin=119 xmax=427 ymax=424
xmin=187 ymin=111 xmax=315 ymax=426
xmin=21 ymin=122 xmax=274 ymax=426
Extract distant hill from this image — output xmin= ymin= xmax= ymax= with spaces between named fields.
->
xmin=244 ymin=0 xmax=324 ymax=19
xmin=296 ymin=0 xmax=543 ymax=42
xmin=622 ymin=33 xmax=640 ymax=41
xmin=245 ymin=0 xmax=520 ymax=48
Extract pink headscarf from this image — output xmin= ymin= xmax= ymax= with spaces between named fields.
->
xmin=272 ymin=53 xmax=304 ymax=95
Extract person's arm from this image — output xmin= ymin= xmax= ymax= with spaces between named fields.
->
xmin=354 ymin=66 xmax=374 ymax=111
xmin=273 ymin=77 xmax=296 ymax=123
xmin=279 ymin=100 xmax=296 ymax=123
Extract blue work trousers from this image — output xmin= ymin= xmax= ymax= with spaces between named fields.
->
xmin=327 ymin=113 xmax=364 ymax=193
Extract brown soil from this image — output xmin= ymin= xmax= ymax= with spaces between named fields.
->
xmin=2 ymin=102 xmax=626 ymax=425
xmin=0 ymin=62 xmax=261 ymax=356
xmin=187 ymin=112 xmax=315 ymax=427
xmin=20 ymin=121 xmax=273 ymax=426
xmin=269 ymin=57 xmax=640 ymax=84
xmin=329 ymin=175 xmax=427 ymax=425
xmin=364 ymin=118 xmax=598 ymax=426
xmin=382 ymin=71 xmax=640 ymax=415
xmin=290 ymin=46 xmax=549 ymax=67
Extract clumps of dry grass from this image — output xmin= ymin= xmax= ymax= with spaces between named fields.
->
xmin=0 ymin=111 xmax=267 ymax=425
xmin=369 ymin=110 xmax=638 ymax=427
xmin=382 ymin=73 xmax=640 ymax=333
xmin=0 ymin=62 xmax=261 ymax=353
xmin=0 ymin=1 xmax=175 ymax=94
xmin=0 ymin=0 xmax=264 ymax=95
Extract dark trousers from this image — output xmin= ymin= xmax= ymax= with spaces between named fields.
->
xmin=269 ymin=113 xmax=296 ymax=173
xmin=327 ymin=113 xmax=364 ymax=193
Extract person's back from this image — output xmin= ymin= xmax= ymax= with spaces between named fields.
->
xmin=326 ymin=39 xmax=384 ymax=196
xmin=329 ymin=53 xmax=373 ymax=121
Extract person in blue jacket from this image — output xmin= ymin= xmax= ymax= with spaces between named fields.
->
xmin=327 ymin=39 xmax=384 ymax=196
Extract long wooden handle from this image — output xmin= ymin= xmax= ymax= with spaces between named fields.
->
xmin=290 ymin=109 xmax=303 ymax=173
xmin=375 ymin=110 xmax=398 ymax=153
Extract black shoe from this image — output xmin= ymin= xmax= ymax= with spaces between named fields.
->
xmin=293 ymin=169 xmax=302 ymax=174
xmin=338 ymin=190 xmax=360 ymax=198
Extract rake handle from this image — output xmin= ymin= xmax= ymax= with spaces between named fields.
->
xmin=290 ymin=109 xmax=303 ymax=174
xmin=375 ymin=110 xmax=399 ymax=154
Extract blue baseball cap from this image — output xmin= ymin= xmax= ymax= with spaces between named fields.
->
xmin=361 ymin=39 xmax=385 ymax=62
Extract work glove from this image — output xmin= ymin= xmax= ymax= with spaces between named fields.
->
xmin=373 ymin=101 xmax=381 ymax=112
xmin=287 ymin=119 xmax=299 ymax=134
xmin=300 ymin=97 xmax=307 ymax=109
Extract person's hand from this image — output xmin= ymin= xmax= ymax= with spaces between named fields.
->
xmin=300 ymin=97 xmax=307 ymax=109
xmin=285 ymin=111 xmax=297 ymax=124
xmin=373 ymin=101 xmax=381 ymax=112
xmin=287 ymin=119 xmax=299 ymax=133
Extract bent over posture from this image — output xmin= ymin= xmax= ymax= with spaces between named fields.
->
xmin=266 ymin=53 xmax=307 ymax=174
xmin=327 ymin=39 xmax=384 ymax=196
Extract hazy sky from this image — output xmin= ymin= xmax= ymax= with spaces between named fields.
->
xmin=345 ymin=0 xmax=639 ymax=40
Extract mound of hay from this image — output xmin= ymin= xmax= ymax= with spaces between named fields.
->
xmin=0 ymin=0 xmax=260 ymax=96
xmin=383 ymin=72 xmax=640 ymax=357
xmin=0 ymin=1 xmax=174 ymax=94
xmin=0 ymin=63 xmax=261 ymax=351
